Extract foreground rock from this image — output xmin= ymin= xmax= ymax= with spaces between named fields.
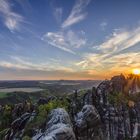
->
xmin=33 ymin=108 xmax=76 ymax=140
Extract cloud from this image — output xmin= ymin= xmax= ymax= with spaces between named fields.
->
xmin=61 ymin=0 xmax=91 ymax=28
xmin=76 ymin=52 xmax=140 ymax=77
xmin=42 ymin=30 xmax=86 ymax=54
xmin=0 ymin=56 xmax=103 ymax=80
xmin=42 ymin=0 xmax=89 ymax=54
xmin=75 ymin=53 xmax=108 ymax=70
xmin=53 ymin=7 xmax=63 ymax=23
xmin=0 ymin=56 xmax=75 ymax=73
xmin=14 ymin=0 xmax=32 ymax=13
xmin=97 ymin=27 xmax=140 ymax=54
xmin=0 ymin=0 xmax=24 ymax=32
xmin=75 ymin=26 xmax=140 ymax=77
xmin=100 ymin=21 xmax=107 ymax=30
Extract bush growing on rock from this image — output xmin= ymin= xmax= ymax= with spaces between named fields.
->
xmin=108 ymin=92 xmax=128 ymax=106
xmin=22 ymin=135 xmax=32 ymax=140
xmin=24 ymin=104 xmax=48 ymax=137
xmin=23 ymin=98 xmax=70 ymax=137
xmin=0 ymin=128 xmax=8 ymax=139
xmin=0 ymin=105 xmax=12 ymax=131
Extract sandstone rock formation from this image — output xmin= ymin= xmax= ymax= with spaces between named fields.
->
xmin=34 ymin=108 xmax=76 ymax=140
xmin=75 ymin=105 xmax=103 ymax=140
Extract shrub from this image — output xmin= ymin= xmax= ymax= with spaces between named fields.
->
xmin=22 ymin=135 xmax=32 ymax=140
xmin=0 ymin=129 xmax=8 ymax=140
xmin=108 ymin=92 xmax=128 ymax=106
xmin=23 ymin=98 xmax=69 ymax=137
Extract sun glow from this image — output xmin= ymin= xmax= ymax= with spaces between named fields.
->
xmin=132 ymin=69 xmax=140 ymax=75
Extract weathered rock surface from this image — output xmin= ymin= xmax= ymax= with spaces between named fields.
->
xmin=96 ymin=80 xmax=112 ymax=106
xmin=5 ymin=112 xmax=32 ymax=140
xmin=111 ymin=74 xmax=126 ymax=93
xmin=35 ymin=108 xmax=76 ymax=140
xmin=75 ymin=105 xmax=103 ymax=140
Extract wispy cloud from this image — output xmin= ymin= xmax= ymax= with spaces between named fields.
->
xmin=61 ymin=0 xmax=91 ymax=28
xmin=0 ymin=56 xmax=105 ymax=80
xmin=100 ymin=21 xmax=108 ymax=30
xmin=75 ymin=26 xmax=140 ymax=77
xmin=14 ymin=0 xmax=32 ymax=13
xmin=42 ymin=0 xmax=89 ymax=54
xmin=97 ymin=27 xmax=140 ymax=54
xmin=0 ymin=56 xmax=75 ymax=73
xmin=0 ymin=0 xmax=24 ymax=32
xmin=75 ymin=53 xmax=107 ymax=70
xmin=42 ymin=30 xmax=86 ymax=54
xmin=53 ymin=7 xmax=63 ymax=23
xmin=75 ymin=52 xmax=140 ymax=77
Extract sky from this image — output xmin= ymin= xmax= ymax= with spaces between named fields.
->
xmin=0 ymin=0 xmax=140 ymax=80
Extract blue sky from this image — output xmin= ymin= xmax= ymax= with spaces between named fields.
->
xmin=0 ymin=0 xmax=140 ymax=80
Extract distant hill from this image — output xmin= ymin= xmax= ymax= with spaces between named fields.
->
xmin=0 ymin=80 xmax=101 ymax=105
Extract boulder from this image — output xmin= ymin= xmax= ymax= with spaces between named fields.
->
xmin=75 ymin=105 xmax=103 ymax=140
xmin=36 ymin=108 xmax=76 ymax=140
xmin=38 ymin=96 xmax=56 ymax=105
xmin=37 ymin=98 xmax=49 ymax=105
xmin=44 ymin=123 xmax=75 ymax=140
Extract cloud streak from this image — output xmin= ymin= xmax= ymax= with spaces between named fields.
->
xmin=42 ymin=30 xmax=86 ymax=54
xmin=100 ymin=21 xmax=108 ymax=30
xmin=42 ymin=0 xmax=89 ymax=54
xmin=97 ymin=27 xmax=140 ymax=54
xmin=0 ymin=56 xmax=75 ymax=73
xmin=53 ymin=7 xmax=63 ymax=23
xmin=0 ymin=0 xmax=24 ymax=32
xmin=62 ymin=0 xmax=91 ymax=28
xmin=75 ymin=26 xmax=140 ymax=77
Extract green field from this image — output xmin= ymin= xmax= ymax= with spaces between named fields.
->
xmin=0 ymin=92 xmax=8 ymax=98
xmin=0 ymin=88 xmax=43 ymax=93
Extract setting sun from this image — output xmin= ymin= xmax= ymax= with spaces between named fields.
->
xmin=132 ymin=69 xmax=140 ymax=75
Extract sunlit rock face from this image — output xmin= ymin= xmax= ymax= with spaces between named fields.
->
xmin=111 ymin=74 xmax=126 ymax=93
xmin=75 ymin=105 xmax=103 ymax=140
xmin=44 ymin=124 xmax=75 ymax=140
xmin=38 ymin=108 xmax=76 ymax=140
xmin=47 ymin=108 xmax=72 ymax=127
xmin=128 ymin=75 xmax=140 ymax=94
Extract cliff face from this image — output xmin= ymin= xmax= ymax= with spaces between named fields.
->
xmin=1 ymin=74 xmax=140 ymax=140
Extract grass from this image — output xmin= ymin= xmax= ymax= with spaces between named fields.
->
xmin=0 ymin=88 xmax=43 ymax=93
xmin=0 ymin=92 xmax=8 ymax=98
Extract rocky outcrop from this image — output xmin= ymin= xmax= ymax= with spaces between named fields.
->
xmin=1 ymin=75 xmax=140 ymax=140
xmin=75 ymin=105 xmax=103 ymax=140
xmin=34 ymin=108 xmax=76 ymax=140
xmin=96 ymin=80 xmax=112 ymax=106
xmin=33 ymin=105 xmax=103 ymax=140
xmin=37 ymin=96 xmax=56 ymax=105
xmin=111 ymin=74 xmax=126 ymax=93
xmin=5 ymin=112 xmax=34 ymax=140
